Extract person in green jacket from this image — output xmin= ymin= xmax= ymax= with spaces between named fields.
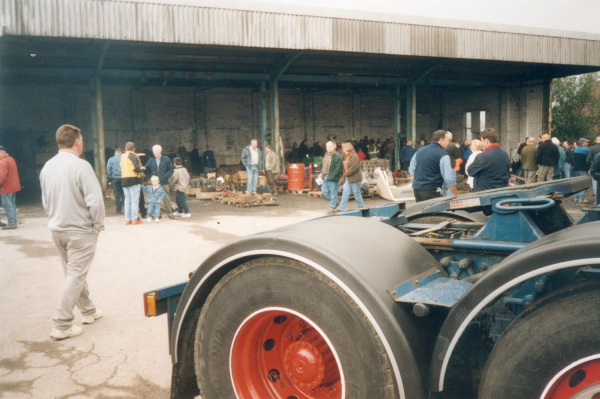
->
xmin=319 ymin=141 xmax=343 ymax=214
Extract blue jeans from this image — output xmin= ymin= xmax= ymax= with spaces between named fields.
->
xmin=123 ymin=185 xmax=141 ymax=221
xmin=1 ymin=193 xmax=17 ymax=226
xmin=246 ymin=165 xmax=259 ymax=194
xmin=321 ymin=175 xmax=339 ymax=210
xmin=338 ymin=179 xmax=364 ymax=211
xmin=176 ymin=191 xmax=190 ymax=214
xmin=574 ymin=171 xmax=588 ymax=200
xmin=593 ymin=178 xmax=597 ymax=197
xmin=147 ymin=202 xmax=161 ymax=219
xmin=563 ymin=162 xmax=570 ymax=178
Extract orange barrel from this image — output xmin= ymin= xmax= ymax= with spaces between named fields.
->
xmin=309 ymin=163 xmax=313 ymax=189
xmin=287 ymin=163 xmax=305 ymax=190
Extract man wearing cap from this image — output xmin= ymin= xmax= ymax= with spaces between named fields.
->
xmin=536 ymin=134 xmax=560 ymax=182
xmin=573 ymin=138 xmax=590 ymax=203
xmin=0 ymin=145 xmax=21 ymax=230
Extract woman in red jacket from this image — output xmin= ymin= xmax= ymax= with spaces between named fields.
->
xmin=0 ymin=145 xmax=22 ymax=230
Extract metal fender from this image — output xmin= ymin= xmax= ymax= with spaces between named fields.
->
xmin=171 ymin=216 xmax=443 ymax=399
xmin=429 ymin=221 xmax=600 ymax=393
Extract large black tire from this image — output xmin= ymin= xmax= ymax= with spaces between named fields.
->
xmin=194 ymin=257 xmax=400 ymax=399
xmin=479 ymin=282 xmax=600 ymax=398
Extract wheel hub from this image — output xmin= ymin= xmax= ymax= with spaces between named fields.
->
xmin=545 ymin=358 xmax=600 ymax=399
xmin=284 ymin=341 xmax=324 ymax=388
xmin=230 ymin=308 xmax=343 ymax=399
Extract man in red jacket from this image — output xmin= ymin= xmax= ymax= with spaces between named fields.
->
xmin=0 ymin=145 xmax=21 ymax=230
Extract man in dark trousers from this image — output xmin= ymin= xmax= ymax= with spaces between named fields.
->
xmin=536 ymin=134 xmax=560 ymax=181
xmin=142 ymin=144 xmax=175 ymax=219
xmin=400 ymin=139 xmax=415 ymax=172
xmin=106 ymin=148 xmax=124 ymax=214
xmin=466 ymin=128 xmax=510 ymax=192
xmin=190 ymin=144 xmax=201 ymax=174
xmin=409 ymin=130 xmax=457 ymax=202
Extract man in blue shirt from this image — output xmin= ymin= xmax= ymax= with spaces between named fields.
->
xmin=400 ymin=140 xmax=415 ymax=172
xmin=106 ymin=148 xmax=124 ymax=214
xmin=410 ymin=130 xmax=457 ymax=202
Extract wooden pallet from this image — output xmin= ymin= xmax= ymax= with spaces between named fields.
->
xmin=213 ymin=193 xmax=277 ymax=207
xmin=307 ymin=190 xmax=323 ymax=198
xmin=286 ymin=188 xmax=311 ymax=195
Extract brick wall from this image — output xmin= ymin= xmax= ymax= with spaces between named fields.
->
xmin=0 ymin=82 xmax=539 ymax=188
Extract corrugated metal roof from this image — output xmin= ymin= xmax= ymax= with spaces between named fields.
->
xmin=2 ymin=0 xmax=600 ymax=66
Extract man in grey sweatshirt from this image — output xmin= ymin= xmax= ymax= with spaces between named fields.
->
xmin=40 ymin=124 xmax=105 ymax=340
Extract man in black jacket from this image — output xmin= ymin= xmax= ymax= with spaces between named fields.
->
xmin=142 ymin=144 xmax=175 ymax=219
xmin=586 ymin=135 xmax=600 ymax=199
xmin=536 ymin=134 xmax=559 ymax=181
xmin=466 ymin=128 xmax=510 ymax=192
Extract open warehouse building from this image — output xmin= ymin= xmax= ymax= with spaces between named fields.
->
xmin=2 ymin=0 xmax=600 ymax=193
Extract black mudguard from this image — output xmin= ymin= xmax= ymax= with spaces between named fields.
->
xmin=428 ymin=221 xmax=600 ymax=393
xmin=171 ymin=216 xmax=443 ymax=399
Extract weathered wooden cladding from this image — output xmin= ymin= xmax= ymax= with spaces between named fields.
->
xmin=1 ymin=0 xmax=600 ymax=66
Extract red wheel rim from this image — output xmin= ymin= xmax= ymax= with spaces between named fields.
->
xmin=544 ymin=356 xmax=600 ymax=399
xmin=230 ymin=308 xmax=343 ymax=399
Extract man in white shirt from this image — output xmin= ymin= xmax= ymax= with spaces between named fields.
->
xmin=40 ymin=124 xmax=105 ymax=340
xmin=241 ymin=139 xmax=263 ymax=194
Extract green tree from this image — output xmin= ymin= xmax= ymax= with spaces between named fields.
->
xmin=552 ymin=72 xmax=600 ymax=141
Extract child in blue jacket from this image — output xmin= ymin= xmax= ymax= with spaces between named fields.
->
xmin=142 ymin=176 xmax=165 ymax=223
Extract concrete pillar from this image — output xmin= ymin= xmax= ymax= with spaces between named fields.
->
xmin=91 ymin=75 xmax=108 ymax=191
xmin=542 ymin=79 xmax=552 ymax=136
xmin=394 ymin=85 xmax=402 ymax=171
xmin=260 ymin=81 xmax=267 ymax=147
xmin=90 ymin=78 xmax=100 ymax=178
xmin=406 ymin=80 xmax=416 ymax=144
xmin=270 ymin=79 xmax=280 ymax=155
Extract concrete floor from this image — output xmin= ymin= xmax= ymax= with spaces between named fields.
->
xmin=0 ymin=189 xmax=591 ymax=398
xmin=0 ymin=192 xmax=388 ymax=399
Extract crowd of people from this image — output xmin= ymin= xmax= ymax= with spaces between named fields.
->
xmin=512 ymin=134 xmax=600 ymax=204
xmin=106 ymin=142 xmax=192 ymax=224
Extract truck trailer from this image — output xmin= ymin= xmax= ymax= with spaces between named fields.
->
xmin=145 ymin=176 xmax=600 ymax=399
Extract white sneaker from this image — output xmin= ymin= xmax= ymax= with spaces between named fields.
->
xmin=50 ymin=326 xmax=83 ymax=340
xmin=155 ymin=218 xmax=160 ymax=223
xmin=82 ymin=309 xmax=103 ymax=324
xmin=172 ymin=212 xmax=181 ymax=216
xmin=146 ymin=217 xmax=152 ymax=223
xmin=182 ymin=213 xmax=191 ymax=218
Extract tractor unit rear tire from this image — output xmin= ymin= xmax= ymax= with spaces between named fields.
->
xmin=194 ymin=257 xmax=400 ymax=399
xmin=479 ymin=282 xmax=600 ymax=399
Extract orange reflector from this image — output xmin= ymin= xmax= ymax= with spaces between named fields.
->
xmin=144 ymin=292 xmax=157 ymax=317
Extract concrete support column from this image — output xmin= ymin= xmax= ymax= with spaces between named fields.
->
xmin=260 ymin=81 xmax=268 ymax=147
xmin=90 ymin=78 xmax=100 ymax=179
xmin=90 ymin=74 xmax=108 ymax=191
xmin=542 ymin=79 xmax=552 ymax=136
xmin=270 ymin=79 xmax=281 ymax=161
xmin=406 ymin=80 xmax=416 ymax=144
xmin=394 ymin=85 xmax=402 ymax=171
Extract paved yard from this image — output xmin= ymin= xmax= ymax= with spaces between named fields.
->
xmin=0 ymin=192 xmax=387 ymax=398
xmin=0 ymin=188 xmax=591 ymax=398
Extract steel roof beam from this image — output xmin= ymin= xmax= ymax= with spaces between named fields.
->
xmin=1 ymin=67 xmax=502 ymax=87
